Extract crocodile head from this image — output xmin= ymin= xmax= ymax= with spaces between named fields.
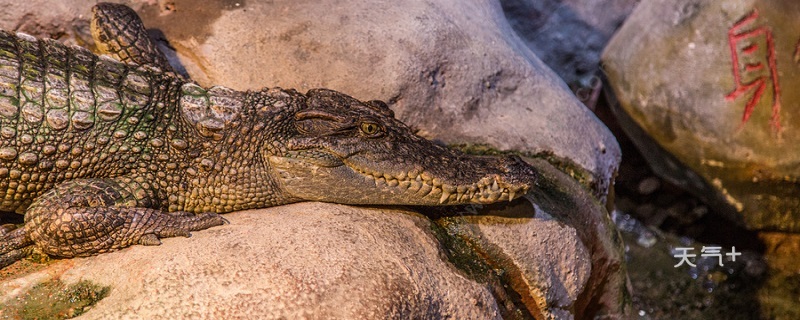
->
xmin=266 ymin=89 xmax=537 ymax=206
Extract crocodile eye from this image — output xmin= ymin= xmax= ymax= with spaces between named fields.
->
xmin=360 ymin=122 xmax=382 ymax=136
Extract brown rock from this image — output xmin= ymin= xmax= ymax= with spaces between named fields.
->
xmin=0 ymin=159 xmax=628 ymax=319
xmin=1 ymin=186 xmax=627 ymax=319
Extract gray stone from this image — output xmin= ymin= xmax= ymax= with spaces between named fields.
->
xmin=637 ymin=177 xmax=661 ymax=195
xmin=603 ymin=0 xmax=800 ymax=231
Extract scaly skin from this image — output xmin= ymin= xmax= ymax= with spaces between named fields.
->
xmin=90 ymin=3 xmax=176 ymax=74
xmin=0 ymin=3 xmax=537 ymax=268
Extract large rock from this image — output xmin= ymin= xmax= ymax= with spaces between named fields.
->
xmin=602 ymin=0 xmax=800 ymax=232
xmin=1 ymin=160 xmax=626 ymax=319
xmin=0 ymin=0 xmax=620 ymax=202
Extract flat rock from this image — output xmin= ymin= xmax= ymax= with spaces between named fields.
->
xmin=2 ymin=203 xmax=502 ymax=319
xmin=1 ymin=190 xmax=626 ymax=319
xmin=602 ymin=0 xmax=800 ymax=231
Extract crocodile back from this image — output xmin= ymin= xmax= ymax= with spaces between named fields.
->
xmin=0 ymin=30 xmax=180 ymax=212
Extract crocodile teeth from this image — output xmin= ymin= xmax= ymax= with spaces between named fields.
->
xmin=439 ymin=190 xmax=451 ymax=204
xmin=420 ymin=172 xmax=432 ymax=182
xmin=418 ymin=183 xmax=432 ymax=195
xmin=426 ymin=186 xmax=440 ymax=198
xmin=354 ymin=164 xmax=529 ymax=205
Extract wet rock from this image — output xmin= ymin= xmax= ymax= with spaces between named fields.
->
xmin=0 ymin=0 xmax=621 ymax=202
xmin=603 ymin=0 xmax=800 ymax=232
xmin=759 ymin=232 xmax=800 ymax=273
xmin=615 ymin=210 xmax=799 ymax=319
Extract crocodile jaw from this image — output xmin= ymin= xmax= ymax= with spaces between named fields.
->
xmin=268 ymin=152 xmax=535 ymax=206
xmin=348 ymin=161 xmax=532 ymax=205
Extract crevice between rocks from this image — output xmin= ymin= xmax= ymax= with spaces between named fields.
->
xmin=425 ymin=212 xmax=539 ymax=320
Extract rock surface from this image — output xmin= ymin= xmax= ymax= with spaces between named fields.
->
xmin=603 ymin=0 xmax=800 ymax=232
xmin=3 ymin=204 xmax=501 ymax=319
xmin=0 ymin=0 xmax=620 ymax=202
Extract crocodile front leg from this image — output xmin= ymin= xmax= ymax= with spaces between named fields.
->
xmin=0 ymin=178 xmax=226 ymax=267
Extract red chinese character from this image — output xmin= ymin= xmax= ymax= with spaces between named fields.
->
xmin=725 ymin=9 xmax=782 ymax=134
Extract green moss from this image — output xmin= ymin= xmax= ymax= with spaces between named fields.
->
xmin=0 ymin=279 xmax=109 ymax=319
xmin=427 ymin=217 xmax=494 ymax=282
xmin=448 ymin=143 xmax=595 ymax=193
xmin=428 ymin=217 xmax=534 ymax=319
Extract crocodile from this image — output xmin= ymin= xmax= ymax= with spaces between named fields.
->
xmin=0 ymin=3 xmax=537 ymax=268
